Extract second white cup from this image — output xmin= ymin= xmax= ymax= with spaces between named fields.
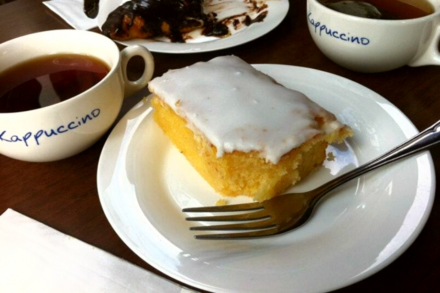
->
xmin=0 ymin=29 xmax=154 ymax=162
xmin=307 ymin=0 xmax=440 ymax=73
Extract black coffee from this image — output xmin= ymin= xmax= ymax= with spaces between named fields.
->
xmin=319 ymin=0 xmax=434 ymax=20
xmin=0 ymin=54 xmax=110 ymax=113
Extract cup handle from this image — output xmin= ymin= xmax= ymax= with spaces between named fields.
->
xmin=409 ymin=21 xmax=440 ymax=67
xmin=120 ymin=45 xmax=155 ymax=98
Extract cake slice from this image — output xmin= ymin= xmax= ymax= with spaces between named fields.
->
xmin=149 ymin=56 xmax=353 ymax=202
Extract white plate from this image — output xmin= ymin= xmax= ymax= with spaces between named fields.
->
xmin=96 ymin=0 xmax=289 ymax=53
xmin=97 ymin=65 xmax=435 ymax=293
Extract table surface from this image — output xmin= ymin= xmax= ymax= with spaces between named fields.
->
xmin=1 ymin=0 xmax=439 ymax=292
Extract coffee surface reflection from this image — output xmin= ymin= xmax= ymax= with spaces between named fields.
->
xmin=0 ymin=54 xmax=109 ymax=113
xmin=319 ymin=0 xmax=434 ymax=19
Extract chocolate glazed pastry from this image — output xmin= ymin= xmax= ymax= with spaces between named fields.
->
xmin=84 ymin=0 xmax=99 ymax=18
xmin=83 ymin=0 xmax=268 ymax=43
xmin=100 ymin=0 xmax=228 ymax=43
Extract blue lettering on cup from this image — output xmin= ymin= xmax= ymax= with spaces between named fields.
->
xmin=0 ymin=108 xmax=102 ymax=148
xmin=308 ymin=12 xmax=370 ymax=46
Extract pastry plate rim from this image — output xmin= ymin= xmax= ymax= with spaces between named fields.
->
xmin=96 ymin=0 xmax=290 ymax=54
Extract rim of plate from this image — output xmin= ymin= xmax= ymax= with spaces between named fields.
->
xmin=96 ymin=0 xmax=290 ymax=54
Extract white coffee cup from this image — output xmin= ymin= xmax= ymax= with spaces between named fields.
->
xmin=307 ymin=0 xmax=440 ymax=73
xmin=0 ymin=29 xmax=154 ymax=162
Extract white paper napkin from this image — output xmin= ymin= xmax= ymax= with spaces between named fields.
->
xmin=0 ymin=209 xmax=196 ymax=293
xmin=43 ymin=0 xmax=98 ymax=30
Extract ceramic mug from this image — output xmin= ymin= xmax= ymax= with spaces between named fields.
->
xmin=307 ymin=0 xmax=440 ymax=73
xmin=0 ymin=29 xmax=154 ymax=162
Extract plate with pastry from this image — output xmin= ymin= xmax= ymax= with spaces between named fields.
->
xmin=95 ymin=0 xmax=290 ymax=53
xmin=97 ymin=56 xmax=435 ymax=292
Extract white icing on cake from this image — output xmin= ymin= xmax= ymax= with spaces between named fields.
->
xmin=149 ymin=56 xmax=344 ymax=164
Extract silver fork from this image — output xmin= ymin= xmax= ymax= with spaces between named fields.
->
xmin=183 ymin=120 xmax=440 ymax=240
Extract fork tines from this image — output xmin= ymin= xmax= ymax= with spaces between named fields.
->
xmin=192 ymin=228 xmax=280 ymax=240
xmin=182 ymin=202 xmax=263 ymax=213
xmin=183 ymin=202 xmax=279 ymax=240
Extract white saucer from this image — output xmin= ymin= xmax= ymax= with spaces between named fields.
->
xmin=97 ymin=65 xmax=435 ymax=292
xmin=96 ymin=0 xmax=289 ymax=53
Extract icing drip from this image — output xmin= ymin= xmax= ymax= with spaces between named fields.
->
xmin=149 ymin=56 xmax=343 ymax=164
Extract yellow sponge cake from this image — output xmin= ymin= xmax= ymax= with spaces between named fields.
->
xmin=149 ymin=56 xmax=352 ymax=202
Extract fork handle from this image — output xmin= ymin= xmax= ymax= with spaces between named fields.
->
xmin=316 ymin=120 xmax=440 ymax=195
